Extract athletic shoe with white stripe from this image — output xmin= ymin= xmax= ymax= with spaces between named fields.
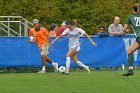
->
xmin=85 ymin=66 xmax=90 ymax=74
xmin=37 ymin=70 xmax=46 ymax=74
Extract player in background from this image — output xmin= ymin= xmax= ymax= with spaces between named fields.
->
xmin=50 ymin=20 xmax=96 ymax=74
xmin=123 ymin=3 xmax=140 ymax=76
xmin=29 ymin=19 xmax=58 ymax=73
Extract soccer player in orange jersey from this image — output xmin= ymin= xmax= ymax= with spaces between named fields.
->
xmin=29 ymin=19 xmax=58 ymax=73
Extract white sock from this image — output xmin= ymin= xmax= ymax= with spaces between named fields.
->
xmin=76 ymin=61 xmax=86 ymax=69
xmin=66 ymin=57 xmax=70 ymax=72
xmin=52 ymin=61 xmax=56 ymax=66
xmin=42 ymin=66 xmax=46 ymax=71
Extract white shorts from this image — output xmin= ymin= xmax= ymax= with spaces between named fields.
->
xmin=70 ymin=45 xmax=80 ymax=52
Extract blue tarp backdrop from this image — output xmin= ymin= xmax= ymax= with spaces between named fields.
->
xmin=0 ymin=35 xmax=140 ymax=68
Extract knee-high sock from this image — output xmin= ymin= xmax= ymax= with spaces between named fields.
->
xmin=66 ymin=57 xmax=70 ymax=71
xmin=76 ymin=61 xmax=86 ymax=68
xmin=128 ymin=54 xmax=134 ymax=70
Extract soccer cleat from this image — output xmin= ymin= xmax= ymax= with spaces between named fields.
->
xmin=123 ymin=70 xmax=134 ymax=76
xmin=85 ymin=66 xmax=90 ymax=74
xmin=37 ymin=70 xmax=46 ymax=74
xmin=54 ymin=63 xmax=58 ymax=72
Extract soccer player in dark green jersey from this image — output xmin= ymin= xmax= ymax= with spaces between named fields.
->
xmin=123 ymin=3 xmax=140 ymax=76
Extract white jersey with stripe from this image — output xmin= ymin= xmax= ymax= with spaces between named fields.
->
xmin=62 ymin=27 xmax=85 ymax=48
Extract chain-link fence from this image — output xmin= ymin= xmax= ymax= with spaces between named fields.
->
xmin=0 ymin=16 xmax=33 ymax=37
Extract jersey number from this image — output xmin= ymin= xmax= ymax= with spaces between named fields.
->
xmin=135 ymin=17 xmax=140 ymax=26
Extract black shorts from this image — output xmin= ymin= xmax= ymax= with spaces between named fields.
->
xmin=136 ymin=36 xmax=140 ymax=44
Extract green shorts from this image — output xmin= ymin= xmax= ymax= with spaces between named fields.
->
xmin=136 ymin=36 xmax=140 ymax=44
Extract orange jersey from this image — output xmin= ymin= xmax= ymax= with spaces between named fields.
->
xmin=49 ymin=30 xmax=57 ymax=37
xmin=29 ymin=27 xmax=49 ymax=47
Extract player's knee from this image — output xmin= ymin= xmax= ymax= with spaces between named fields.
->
xmin=41 ymin=55 xmax=46 ymax=57
xmin=66 ymin=54 xmax=71 ymax=57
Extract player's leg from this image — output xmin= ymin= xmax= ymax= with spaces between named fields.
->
xmin=123 ymin=41 xmax=140 ymax=76
xmin=72 ymin=53 xmax=90 ymax=74
xmin=65 ymin=48 xmax=77 ymax=74
xmin=41 ymin=55 xmax=47 ymax=72
xmin=38 ymin=44 xmax=47 ymax=73
xmin=46 ymin=55 xmax=58 ymax=72
xmin=38 ymin=55 xmax=47 ymax=73
xmin=45 ymin=44 xmax=58 ymax=72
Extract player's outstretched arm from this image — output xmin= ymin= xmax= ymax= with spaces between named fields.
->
xmin=83 ymin=33 xmax=97 ymax=47
xmin=123 ymin=24 xmax=129 ymax=32
xmin=50 ymin=34 xmax=63 ymax=47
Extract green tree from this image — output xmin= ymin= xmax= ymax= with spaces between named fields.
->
xmin=0 ymin=0 xmax=140 ymax=34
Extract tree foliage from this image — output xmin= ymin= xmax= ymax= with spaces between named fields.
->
xmin=0 ymin=0 xmax=140 ymax=34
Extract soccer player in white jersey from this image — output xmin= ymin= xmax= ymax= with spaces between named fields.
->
xmin=50 ymin=20 xmax=96 ymax=74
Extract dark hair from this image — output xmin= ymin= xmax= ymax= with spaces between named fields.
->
xmin=99 ymin=25 xmax=105 ymax=30
xmin=133 ymin=3 xmax=140 ymax=12
xmin=65 ymin=20 xmax=75 ymax=26
xmin=50 ymin=23 xmax=57 ymax=31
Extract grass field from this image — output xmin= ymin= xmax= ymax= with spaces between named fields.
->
xmin=0 ymin=70 xmax=140 ymax=93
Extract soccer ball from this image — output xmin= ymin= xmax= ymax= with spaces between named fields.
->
xmin=58 ymin=66 xmax=66 ymax=73
xmin=29 ymin=36 xmax=35 ymax=43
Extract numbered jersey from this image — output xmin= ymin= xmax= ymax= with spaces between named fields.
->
xmin=125 ymin=14 xmax=140 ymax=37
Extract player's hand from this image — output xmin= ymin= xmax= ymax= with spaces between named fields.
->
xmin=92 ymin=42 xmax=97 ymax=47
xmin=126 ymin=29 xmax=130 ymax=32
xmin=49 ymin=41 xmax=54 ymax=47
xmin=123 ymin=29 xmax=130 ymax=33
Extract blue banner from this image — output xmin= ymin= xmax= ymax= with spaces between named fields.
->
xmin=0 ymin=35 xmax=140 ymax=68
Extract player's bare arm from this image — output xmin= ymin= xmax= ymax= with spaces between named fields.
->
xmin=47 ymin=34 xmax=50 ymax=43
xmin=123 ymin=24 xmax=129 ymax=32
xmin=83 ymin=33 xmax=97 ymax=47
xmin=50 ymin=34 xmax=63 ymax=47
